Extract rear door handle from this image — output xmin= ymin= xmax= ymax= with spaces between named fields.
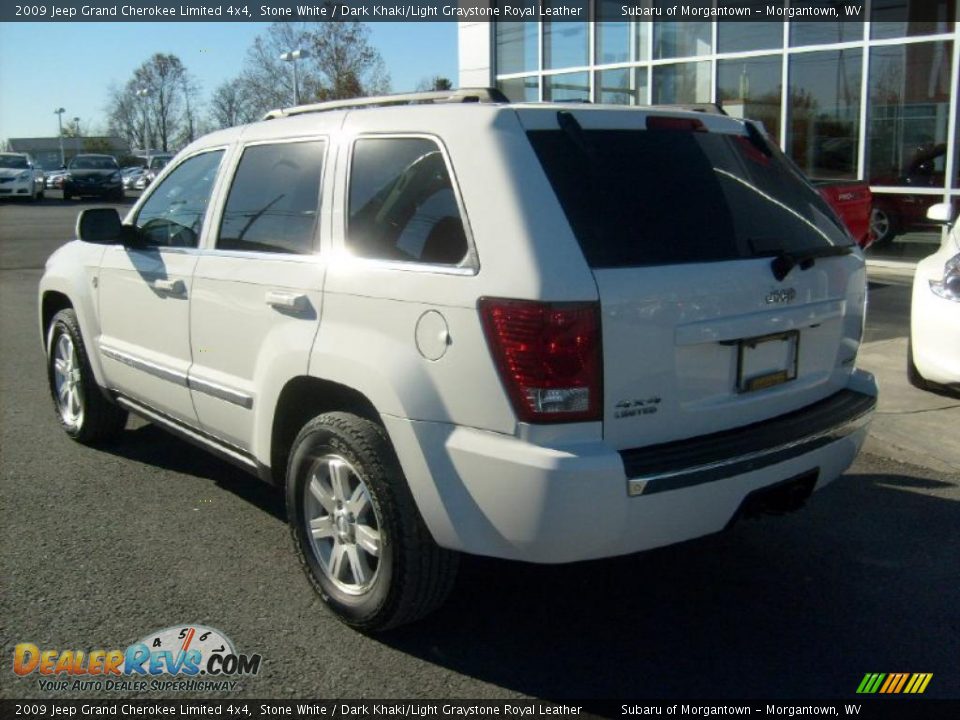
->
xmin=265 ymin=291 xmax=307 ymax=312
xmin=151 ymin=278 xmax=186 ymax=296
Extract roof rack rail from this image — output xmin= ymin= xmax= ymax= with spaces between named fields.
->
xmin=263 ymin=87 xmax=510 ymax=120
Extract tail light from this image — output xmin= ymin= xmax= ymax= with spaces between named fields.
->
xmin=479 ymin=298 xmax=602 ymax=423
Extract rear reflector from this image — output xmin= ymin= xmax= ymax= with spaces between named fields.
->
xmin=479 ymin=298 xmax=602 ymax=423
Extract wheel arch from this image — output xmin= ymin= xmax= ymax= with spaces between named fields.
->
xmin=267 ymin=376 xmax=382 ymax=486
xmin=41 ymin=290 xmax=74 ymax=348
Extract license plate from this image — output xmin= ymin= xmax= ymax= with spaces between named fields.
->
xmin=737 ymin=330 xmax=799 ymax=393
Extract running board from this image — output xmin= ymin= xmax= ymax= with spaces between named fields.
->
xmin=115 ymin=395 xmax=264 ymax=478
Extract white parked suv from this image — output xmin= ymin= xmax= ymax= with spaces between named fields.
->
xmin=39 ymin=89 xmax=878 ymax=630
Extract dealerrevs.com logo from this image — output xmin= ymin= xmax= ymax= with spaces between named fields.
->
xmin=13 ymin=625 xmax=262 ymax=692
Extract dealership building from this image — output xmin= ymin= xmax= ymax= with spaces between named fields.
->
xmin=458 ymin=1 xmax=958 ymax=263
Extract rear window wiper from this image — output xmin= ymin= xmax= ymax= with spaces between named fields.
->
xmin=556 ymin=110 xmax=595 ymax=161
xmin=771 ymin=245 xmax=854 ymax=282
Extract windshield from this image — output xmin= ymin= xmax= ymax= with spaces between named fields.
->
xmin=149 ymin=156 xmax=171 ymax=169
xmin=0 ymin=155 xmax=29 ymax=169
xmin=527 ymin=126 xmax=853 ymax=268
xmin=69 ymin=156 xmax=118 ymax=170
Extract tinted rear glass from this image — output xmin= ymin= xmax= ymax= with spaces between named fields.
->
xmin=527 ymin=126 xmax=853 ymax=268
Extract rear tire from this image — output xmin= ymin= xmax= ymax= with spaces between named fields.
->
xmin=870 ymin=207 xmax=896 ymax=246
xmin=286 ymin=412 xmax=458 ymax=631
xmin=46 ymin=309 xmax=128 ymax=443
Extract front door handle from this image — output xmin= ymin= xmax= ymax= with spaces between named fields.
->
xmin=151 ymin=278 xmax=186 ymax=296
xmin=265 ymin=291 xmax=308 ymax=312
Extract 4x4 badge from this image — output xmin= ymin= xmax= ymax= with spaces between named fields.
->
xmin=765 ymin=288 xmax=797 ymax=304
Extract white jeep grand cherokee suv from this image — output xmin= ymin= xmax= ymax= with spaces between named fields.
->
xmin=39 ymin=89 xmax=878 ymax=630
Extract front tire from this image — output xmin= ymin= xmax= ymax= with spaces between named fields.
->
xmin=46 ymin=309 xmax=127 ymax=443
xmin=286 ymin=412 xmax=458 ymax=631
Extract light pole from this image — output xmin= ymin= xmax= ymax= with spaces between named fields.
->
xmin=54 ymin=108 xmax=65 ymax=166
xmin=135 ymin=88 xmax=150 ymax=154
xmin=73 ymin=117 xmax=81 ymax=155
xmin=280 ymin=49 xmax=309 ymax=106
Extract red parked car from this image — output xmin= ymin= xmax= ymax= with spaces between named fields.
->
xmin=815 ymin=180 xmax=874 ymax=251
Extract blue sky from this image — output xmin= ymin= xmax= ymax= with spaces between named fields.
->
xmin=0 ymin=22 xmax=459 ymax=141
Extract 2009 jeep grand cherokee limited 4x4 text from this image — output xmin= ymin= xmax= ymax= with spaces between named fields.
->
xmin=39 ymin=89 xmax=877 ymax=630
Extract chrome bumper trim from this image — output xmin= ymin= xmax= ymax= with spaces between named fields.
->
xmin=626 ymin=395 xmax=874 ymax=497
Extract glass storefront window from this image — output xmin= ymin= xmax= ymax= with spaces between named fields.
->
xmin=955 ymin=75 xmax=960 ymax=188
xmin=543 ymin=72 xmax=590 ymax=102
xmin=595 ymin=68 xmax=648 ymax=105
xmin=867 ymin=42 xmax=952 ymax=187
xmin=791 ymin=18 xmax=864 ymax=47
xmin=871 ymin=0 xmax=955 ymax=40
xmin=718 ymin=56 xmax=783 ymax=142
xmin=869 ymin=192 xmax=947 ymax=255
xmin=496 ymin=21 xmax=538 ymax=75
xmin=544 ymin=12 xmax=588 ymax=70
xmin=787 ymin=49 xmax=863 ymax=180
xmin=596 ymin=0 xmax=629 ymax=64
xmin=652 ymin=61 xmax=711 ymax=104
xmin=653 ymin=2 xmax=711 ymax=59
xmin=499 ymin=76 xmax=539 ymax=103
xmin=718 ymin=21 xmax=782 ymax=53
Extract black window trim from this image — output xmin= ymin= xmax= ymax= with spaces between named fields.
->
xmin=209 ymin=135 xmax=330 ymax=259
xmin=342 ymin=132 xmax=479 ymax=275
xmin=130 ymin=146 xmax=229 ymax=251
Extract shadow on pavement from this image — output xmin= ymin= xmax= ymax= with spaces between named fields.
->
xmin=99 ymin=422 xmax=286 ymax=522
xmin=376 ymin=471 xmax=959 ymax=705
xmin=90 ymin=421 xmax=960 ymax=704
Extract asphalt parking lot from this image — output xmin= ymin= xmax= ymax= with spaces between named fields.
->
xmin=1 ymin=196 xmax=957 ymax=704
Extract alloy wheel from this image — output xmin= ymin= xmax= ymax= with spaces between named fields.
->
xmin=303 ymin=454 xmax=383 ymax=595
xmin=52 ymin=333 xmax=84 ymax=428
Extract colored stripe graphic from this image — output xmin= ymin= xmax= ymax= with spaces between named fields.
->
xmin=858 ymin=673 xmax=932 ymax=694
xmin=892 ymin=673 xmax=909 ymax=693
xmin=868 ymin=673 xmax=886 ymax=694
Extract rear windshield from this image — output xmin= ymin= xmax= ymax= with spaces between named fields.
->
xmin=527 ymin=126 xmax=853 ymax=268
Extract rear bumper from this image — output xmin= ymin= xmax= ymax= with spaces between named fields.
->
xmin=386 ymin=370 xmax=878 ymax=564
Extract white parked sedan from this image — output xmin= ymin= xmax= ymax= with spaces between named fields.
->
xmin=909 ymin=202 xmax=960 ymax=392
xmin=0 ymin=152 xmax=45 ymax=200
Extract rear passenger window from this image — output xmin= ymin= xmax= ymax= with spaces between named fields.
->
xmin=218 ymin=140 xmax=325 ymax=255
xmin=347 ymin=137 xmax=468 ymax=265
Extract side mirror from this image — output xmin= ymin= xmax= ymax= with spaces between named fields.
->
xmin=76 ymin=208 xmax=131 ymax=245
xmin=926 ymin=202 xmax=955 ymax=225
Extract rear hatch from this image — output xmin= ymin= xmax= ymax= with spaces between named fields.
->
xmin=521 ymin=108 xmax=865 ymax=451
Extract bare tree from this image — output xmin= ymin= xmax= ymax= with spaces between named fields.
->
xmin=240 ymin=22 xmax=390 ymax=115
xmin=106 ymin=83 xmax=146 ymax=150
xmin=209 ymin=78 xmax=261 ymax=129
xmin=178 ymin=73 xmax=203 ymax=147
xmin=107 ymin=54 xmax=195 ymax=153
